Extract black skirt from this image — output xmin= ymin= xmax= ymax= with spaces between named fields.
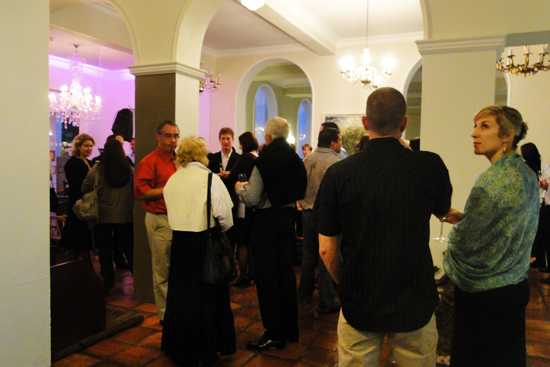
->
xmin=161 ymin=230 xmax=236 ymax=366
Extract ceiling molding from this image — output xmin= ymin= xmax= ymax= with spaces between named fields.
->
xmin=204 ymin=43 xmax=307 ymax=57
xmin=416 ymin=36 xmax=505 ymax=55
xmin=129 ymin=62 xmax=208 ymax=80
xmin=337 ymin=32 xmax=424 ymax=49
xmin=202 ymin=31 xmax=425 ymax=57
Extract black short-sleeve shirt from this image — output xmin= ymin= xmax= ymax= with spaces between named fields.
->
xmin=315 ymin=137 xmax=452 ymax=332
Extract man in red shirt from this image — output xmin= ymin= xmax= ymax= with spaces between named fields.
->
xmin=134 ymin=121 xmax=178 ymax=322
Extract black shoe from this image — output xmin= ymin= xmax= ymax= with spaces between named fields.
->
xmin=246 ymin=333 xmax=286 ymax=352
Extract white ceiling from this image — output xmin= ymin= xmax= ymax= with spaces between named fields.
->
xmin=49 ymin=0 xmax=424 ymax=68
xmin=49 ymin=27 xmax=134 ymax=70
xmin=203 ymin=1 xmax=296 ymax=50
xmin=296 ymin=0 xmax=423 ymax=39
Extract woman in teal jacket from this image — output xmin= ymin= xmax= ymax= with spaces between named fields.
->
xmin=443 ymin=106 xmax=539 ymax=367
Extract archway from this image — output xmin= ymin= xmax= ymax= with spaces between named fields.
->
xmin=234 ymin=58 xmax=315 ymax=150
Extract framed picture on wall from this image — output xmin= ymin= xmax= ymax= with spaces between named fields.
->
xmin=324 ymin=114 xmax=365 ymax=155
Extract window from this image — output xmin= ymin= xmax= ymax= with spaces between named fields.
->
xmin=297 ymin=99 xmax=311 ymax=157
xmin=253 ymin=85 xmax=277 ymax=145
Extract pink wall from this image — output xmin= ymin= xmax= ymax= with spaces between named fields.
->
xmin=49 ymin=55 xmax=135 ymax=157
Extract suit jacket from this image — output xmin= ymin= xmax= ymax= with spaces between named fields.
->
xmin=208 ymin=148 xmax=241 ymax=205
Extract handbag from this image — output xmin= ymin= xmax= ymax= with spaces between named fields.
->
xmin=73 ymin=166 xmax=99 ymax=222
xmin=202 ymin=172 xmax=236 ymax=285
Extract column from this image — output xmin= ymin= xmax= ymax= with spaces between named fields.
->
xmin=0 ymin=1 xmax=50 ymax=365
xmin=129 ymin=62 xmax=205 ymax=302
xmin=416 ymin=37 xmax=504 ymax=269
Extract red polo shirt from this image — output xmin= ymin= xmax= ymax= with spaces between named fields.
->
xmin=134 ymin=148 xmax=176 ymax=214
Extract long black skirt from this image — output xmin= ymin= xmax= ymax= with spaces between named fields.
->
xmin=162 ymin=230 xmax=236 ymax=366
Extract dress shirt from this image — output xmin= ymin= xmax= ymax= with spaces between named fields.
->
xmin=134 ymin=148 xmax=176 ymax=214
xmin=316 ymin=137 xmax=452 ymax=332
xmin=301 ymin=147 xmax=341 ymax=210
xmin=163 ymin=162 xmax=233 ymax=232
xmin=221 ymin=150 xmax=232 ymax=171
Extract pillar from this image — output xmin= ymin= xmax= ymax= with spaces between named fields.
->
xmin=129 ymin=62 xmax=205 ymax=302
xmin=416 ymin=37 xmax=504 ymax=269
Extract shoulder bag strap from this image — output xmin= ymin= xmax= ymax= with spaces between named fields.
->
xmin=206 ymin=172 xmax=212 ymax=229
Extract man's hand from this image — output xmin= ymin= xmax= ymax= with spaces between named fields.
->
xmin=540 ymin=178 xmax=549 ymax=191
xmin=219 ymin=170 xmax=230 ymax=179
xmin=235 ymin=181 xmax=248 ymax=192
xmin=440 ymin=208 xmax=464 ymax=224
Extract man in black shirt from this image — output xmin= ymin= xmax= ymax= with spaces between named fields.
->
xmin=316 ymin=87 xmax=452 ymax=366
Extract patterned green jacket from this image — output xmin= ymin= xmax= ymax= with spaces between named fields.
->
xmin=444 ymin=153 xmax=539 ymax=292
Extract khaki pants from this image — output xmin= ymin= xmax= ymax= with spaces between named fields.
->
xmin=338 ymin=311 xmax=437 ymax=367
xmin=144 ymin=212 xmax=172 ymax=320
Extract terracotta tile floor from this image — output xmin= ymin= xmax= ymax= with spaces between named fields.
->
xmin=54 ymin=269 xmax=550 ymax=367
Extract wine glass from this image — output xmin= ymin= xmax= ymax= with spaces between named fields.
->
xmin=237 ymin=173 xmax=247 ymax=182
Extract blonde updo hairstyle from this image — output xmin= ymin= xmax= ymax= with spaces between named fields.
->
xmin=474 ymin=105 xmax=528 ymax=149
xmin=72 ymin=133 xmax=95 ymax=157
xmin=175 ymin=136 xmax=209 ymax=167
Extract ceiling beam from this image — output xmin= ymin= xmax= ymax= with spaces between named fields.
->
xmin=245 ymin=0 xmax=336 ymax=55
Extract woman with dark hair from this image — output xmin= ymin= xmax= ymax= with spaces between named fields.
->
xmin=443 ymin=106 xmax=539 ymax=366
xmin=64 ymin=133 xmax=95 ymax=255
xmin=228 ymin=132 xmax=259 ymax=287
xmin=521 ymin=142 xmax=550 ymax=273
xmin=521 ymin=143 xmax=544 ymax=268
xmin=82 ymin=135 xmax=134 ymax=292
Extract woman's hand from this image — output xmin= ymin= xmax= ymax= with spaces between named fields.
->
xmin=540 ymin=178 xmax=549 ymax=191
xmin=441 ymin=208 xmax=464 ymax=224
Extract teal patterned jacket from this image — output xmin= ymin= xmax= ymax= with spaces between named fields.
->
xmin=444 ymin=153 xmax=539 ymax=292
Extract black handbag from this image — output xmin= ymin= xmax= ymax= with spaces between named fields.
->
xmin=202 ymin=172 xmax=236 ymax=285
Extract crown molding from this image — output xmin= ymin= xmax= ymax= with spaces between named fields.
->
xmin=129 ymin=62 xmax=208 ymax=80
xmin=203 ymin=43 xmax=307 ymax=58
xmin=337 ymin=32 xmax=424 ymax=49
xmin=201 ymin=31 xmax=425 ymax=58
xmin=416 ymin=36 xmax=505 ymax=55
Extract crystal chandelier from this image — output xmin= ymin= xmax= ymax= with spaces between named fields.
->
xmin=240 ymin=0 xmax=265 ymax=11
xmin=496 ymin=44 xmax=549 ymax=76
xmin=199 ymin=74 xmax=221 ymax=93
xmin=49 ymin=44 xmax=102 ymax=126
xmin=338 ymin=0 xmax=396 ymax=89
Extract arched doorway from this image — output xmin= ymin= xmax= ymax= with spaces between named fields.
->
xmin=235 ymin=58 xmax=314 ymax=153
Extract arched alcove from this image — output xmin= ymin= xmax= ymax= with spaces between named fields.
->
xmin=253 ymin=84 xmax=278 ymax=144
xmin=297 ymin=99 xmax=312 ymax=157
xmin=235 ymin=58 xmax=315 ymax=141
xmin=404 ymin=62 xmax=422 ymax=146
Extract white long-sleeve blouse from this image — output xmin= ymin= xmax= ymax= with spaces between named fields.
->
xmin=163 ymin=162 xmax=233 ymax=232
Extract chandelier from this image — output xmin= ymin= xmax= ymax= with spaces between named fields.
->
xmin=240 ymin=0 xmax=265 ymax=11
xmin=497 ymin=44 xmax=549 ymax=76
xmin=199 ymin=74 xmax=221 ymax=93
xmin=338 ymin=0 xmax=396 ymax=89
xmin=49 ymin=44 xmax=102 ymax=126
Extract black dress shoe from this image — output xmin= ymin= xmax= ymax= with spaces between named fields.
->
xmin=246 ymin=333 xmax=286 ymax=352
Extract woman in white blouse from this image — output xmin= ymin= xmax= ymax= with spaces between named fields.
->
xmin=162 ymin=136 xmax=236 ymax=367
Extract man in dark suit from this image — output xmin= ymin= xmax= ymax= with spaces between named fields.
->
xmin=208 ymin=127 xmax=241 ymax=199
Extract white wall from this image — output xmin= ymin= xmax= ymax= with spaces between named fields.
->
xmin=508 ymin=70 xmax=550 ymax=164
xmin=0 ymin=1 xmax=51 ymax=365
xmin=205 ymin=39 xmax=422 ymax=148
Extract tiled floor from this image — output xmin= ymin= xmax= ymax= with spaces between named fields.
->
xmin=54 ymin=269 xmax=550 ymax=367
